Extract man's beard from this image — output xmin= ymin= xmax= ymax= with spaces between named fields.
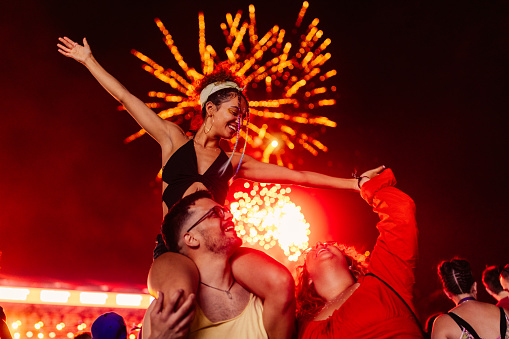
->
xmin=200 ymin=230 xmax=242 ymax=254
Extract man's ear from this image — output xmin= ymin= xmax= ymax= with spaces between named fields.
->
xmin=501 ymin=276 xmax=509 ymax=291
xmin=471 ymin=281 xmax=477 ymax=298
xmin=183 ymin=233 xmax=200 ymax=249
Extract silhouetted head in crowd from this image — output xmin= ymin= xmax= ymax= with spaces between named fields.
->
xmin=437 ymin=258 xmax=477 ymax=301
xmin=500 ymin=264 xmax=509 ymax=292
xmin=433 ymin=259 xmax=509 ymax=339
xmin=91 ymin=312 xmax=127 ymax=339
xmin=482 ymin=265 xmax=507 ymax=302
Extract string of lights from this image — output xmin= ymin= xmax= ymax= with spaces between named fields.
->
xmin=1 ymin=286 xmax=147 ymax=339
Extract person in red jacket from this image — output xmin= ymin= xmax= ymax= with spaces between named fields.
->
xmin=295 ymin=168 xmax=422 ymax=338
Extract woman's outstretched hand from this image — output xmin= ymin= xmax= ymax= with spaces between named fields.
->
xmin=57 ymin=36 xmax=92 ymax=64
xmin=358 ymin=165 xmax=386 ymax=189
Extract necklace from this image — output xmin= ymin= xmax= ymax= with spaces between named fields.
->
xmin=321 ymin=283 xmax=360 ymax=312
xmin=458 ymin=296 xmax=476 ymax=305
xmin=200 ymin=279 xmax=236 ymax=299
xmin=193 ymin=138 xmax=221 ymax=152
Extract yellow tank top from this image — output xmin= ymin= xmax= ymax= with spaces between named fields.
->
xmin=189 ymin=293 xmax=267 ymax=339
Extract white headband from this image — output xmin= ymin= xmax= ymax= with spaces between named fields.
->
xmin=199 ymin=81 xmax=243 ymax=108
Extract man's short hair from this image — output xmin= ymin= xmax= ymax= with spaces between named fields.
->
xmin=482 ymin=265 xmax=503 ymax=295
xmin=502 ymin=264 xmax=509 ymax=280
xmin=162 ymin=190 xmax=213 ymax=253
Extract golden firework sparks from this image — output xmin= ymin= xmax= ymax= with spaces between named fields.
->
xmin=229 ymin=182 xmax=310 ymax=262
xmin=124 ymin=2 xmax=342 ymax=261
xmin=125 ymin=1 xmax=338 ymax=169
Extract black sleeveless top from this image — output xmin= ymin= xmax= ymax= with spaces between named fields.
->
xmin=161 ymin=139 xmax=233 ymax=209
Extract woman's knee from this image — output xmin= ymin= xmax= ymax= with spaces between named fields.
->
xmin=147 ymin=252 xmax=199 ymax=302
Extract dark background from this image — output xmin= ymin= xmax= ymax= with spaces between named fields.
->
xmin=1 ymin=0 xmax=508 ymax=322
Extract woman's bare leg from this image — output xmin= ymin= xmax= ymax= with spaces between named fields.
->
xmin=148 ymin=252 xmax=199 ymax=308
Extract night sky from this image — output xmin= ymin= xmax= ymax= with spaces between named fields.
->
xmin=1 ymin=0 xmax=508 ymax=322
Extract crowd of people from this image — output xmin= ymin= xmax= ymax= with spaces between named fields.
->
xmin=430 ymin=261 xmax=509 ymax=339
xmin=14 ymin=35 xmax=502 ymax=338
xmin=2 ymin=260 xmax=508 ymax=339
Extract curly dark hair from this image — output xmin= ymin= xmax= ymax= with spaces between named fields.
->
xmin=193 ymin=61 xmax=248 ymax=118
xmin=295 ymin=244 xmax=369 ymax=322
xmin=437 ymin=258 xmax=476 ymax=296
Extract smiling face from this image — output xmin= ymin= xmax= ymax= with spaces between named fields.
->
xmin=305 ymin=242 xmax=350 ymax=282
xmin=183 ymin=198 xmax=242 ymax=255
xmin=205 ymin=92 xmax=248 ymax=139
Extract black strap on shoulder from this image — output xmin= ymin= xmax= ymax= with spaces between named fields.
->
xmin=500 ymin=307 xmax=507 ymax=338
xmin=447 ymin=312 xmax=481 ymax=339
xmin=365 ymin=272 xmax=425 ymax=337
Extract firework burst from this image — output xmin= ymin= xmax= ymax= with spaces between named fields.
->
xmin=125 ymin=2 xmax=340 ymax=262
xmin=125 ymin=1 xmax=337 ymax=169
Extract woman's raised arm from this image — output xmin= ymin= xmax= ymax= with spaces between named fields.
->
xmin=236 ymin=154 xmax=384 ymax=191
xmin=57 ymin=36 xmax=185 ymax=149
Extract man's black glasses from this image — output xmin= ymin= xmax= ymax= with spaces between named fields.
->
xmin=186 ymin=205 xmax=230 ymax=233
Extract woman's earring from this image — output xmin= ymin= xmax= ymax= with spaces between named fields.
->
xmin=204 ymin=115 xmax=214 ymax=134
